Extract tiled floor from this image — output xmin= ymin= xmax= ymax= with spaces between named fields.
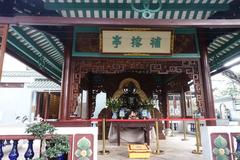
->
xmin=98 ymin=133 xmax=204 ymax=160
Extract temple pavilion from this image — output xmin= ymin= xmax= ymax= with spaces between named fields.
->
xmin=0 ymin=0 xmax=239 ymax=159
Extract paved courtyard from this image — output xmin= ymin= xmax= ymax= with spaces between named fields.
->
xmin=98 ymin=133 xmax=204 ymax=160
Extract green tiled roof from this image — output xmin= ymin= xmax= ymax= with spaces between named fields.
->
xmin=43 ymin=0 xmax=233 ymax=19
xmin=27 ymin=78 xmax=61 ymax=90
xmin=2 ymin=71 xmax=43 ymax=77
xmin=208 ymin=31 xmax=240 ymax=71
xmin=7 ymin=26 xmax=64 ymax=83
xmin=2 ymin=71 xmax=60 ymax=90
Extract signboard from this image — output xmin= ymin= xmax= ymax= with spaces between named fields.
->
xmin=101 ymin=30 xmax=173 ymax=54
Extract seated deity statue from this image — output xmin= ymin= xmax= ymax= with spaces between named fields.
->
xmin=120 ymin=82 xmax=142 ymax=116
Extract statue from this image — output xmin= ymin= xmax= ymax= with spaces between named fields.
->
xmin=120 ymin=82 xmax=141 ymax=118
xmin=73 ymin=93 xmax=82 ymax=117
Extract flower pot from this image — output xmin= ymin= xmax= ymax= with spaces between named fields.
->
xmin=236 ymin=138 xmax=240 ymax=152
xmin=56 ymin=154 xmax=65 ymax=160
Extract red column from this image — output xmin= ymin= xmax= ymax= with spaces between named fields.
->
xmin=0 ymin=25 xmax=8 ymax=81
xmin=180 ymin=80 xmax=186 ymax=118
xmin=161 ymin=86 xmax=170 ymax=129
xmin=59 ymin=29 xmax=73 ymax=120
xmin=198 ymin=29 xmax=216 ymax=126
xmin=43 ymin=93 xmax=50 ymax=119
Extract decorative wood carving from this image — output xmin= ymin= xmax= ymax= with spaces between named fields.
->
xmin=69 ymin=58 xmax=205 ymax=117
xmin=75 ymin=33 xmax=99 ymax=52
xmin=112 ymin=78 xmax=148 ymax=101
xmin=174 ymin=34 xmax=196 ymax=53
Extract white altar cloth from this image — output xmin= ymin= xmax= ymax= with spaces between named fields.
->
xmin=108 ymin=123 xmax=156 ymax=143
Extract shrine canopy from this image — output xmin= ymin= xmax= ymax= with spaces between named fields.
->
xmin=0 ymin=0 xmax=239 ymax=83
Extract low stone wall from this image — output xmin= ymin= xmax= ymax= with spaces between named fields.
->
xmin=201 ymin=126 xmax=240 ymax=160
xmin=0 ymin=126 xmax=98 ymax=160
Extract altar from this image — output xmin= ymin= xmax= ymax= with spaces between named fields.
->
xmin=108 ymin=121 xmax=156 ymax=145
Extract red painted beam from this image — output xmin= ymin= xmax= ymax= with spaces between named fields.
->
xmin=0 ymin=24 xmax=8 ymax=81
xmin=0 ymin=16 xmax=240 ymax=28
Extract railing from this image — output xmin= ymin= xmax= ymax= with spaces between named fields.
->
xmin=0 ymin=135 xmax=36 ymax=160
xmin=0 ymin=126 xmax=97 ymax=160
xmin=187 ymin=122 xmax=205 ymax=133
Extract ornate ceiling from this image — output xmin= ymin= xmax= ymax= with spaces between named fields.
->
xmin=0 ymin=0 xmax=239 ymax=83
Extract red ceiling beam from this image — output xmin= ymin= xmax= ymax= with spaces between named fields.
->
xmin=0 ymin=24 xmax=8 ymax=81
xmin=0 ymin=16 xmax=240 ymax=28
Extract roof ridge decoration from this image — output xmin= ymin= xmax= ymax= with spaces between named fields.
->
xmin=131 ymin=0 xmax=162 ymax=19
xmin=2 ymin=71 xmax=44 ymax=77
xmin=27 ymin=78 xmax=61 ymax=89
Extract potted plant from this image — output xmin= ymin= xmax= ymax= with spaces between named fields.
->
xmin=233 ymin=136 xmax=240 ymax=160
xmin=45 ymin=134 xmax=70 ymax=160
xmin=26 ymin=122 xmax=70 ymax=160
xmin=106 ymin=98 xmax=122 ymax=119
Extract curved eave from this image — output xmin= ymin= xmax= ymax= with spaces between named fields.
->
xmin=6 ymin=26 xmax=64 ymax=84
xmin=208 ymin=31 xmax=240 ymax=71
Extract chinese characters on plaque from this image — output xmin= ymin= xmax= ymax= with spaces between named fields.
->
xmin=101 ymin=30 xmax=173 ymax=54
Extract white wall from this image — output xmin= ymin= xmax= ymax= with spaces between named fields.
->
xmin=2 ymin=54 xmax=28 ymax=71
xmin=0 ymin=54 xmax=38 ymax=124
xmin=0 ymin=88 xmax=32 ymax=124
xmin=201 ymin=126 xmax=240 ymax=160
xmin=215 ymin=98 xmax=240 ymax=121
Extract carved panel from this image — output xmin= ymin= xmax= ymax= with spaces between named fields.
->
xmin=174 ymin=34 xmax=196 ymax=53
xmin=210 ymin=133 xmax=231 ymax=160
xmin=73 ymin=134 xmax=94 ymax=160
xmin=75 ymin=33 xmax=99 ymax=52
xmin=69 ymin=58 xmax=205 ymax=117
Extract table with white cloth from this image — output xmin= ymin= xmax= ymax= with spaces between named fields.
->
xmin=108 ymin=121 xmax=156 ymax=146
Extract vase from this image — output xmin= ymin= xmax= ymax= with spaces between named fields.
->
xmin=24 ymin=140 xmax=34 ymax=159
xmin=112 ymin=112 xmax=117 ymax=119
xmin=147 ymin=111 xmax=151 ymax=119
xmin=142 ymin=109 xmax=147 ymax=118
xmin=235 ymin=138 xmax=240 ymax=160
xmin=119 ymin=109 xmax=125 ymax=119
xmin=9 ymin=140 xmax=19 ymax=160
xmin=0 ymin=140 xmax=3 ymax=160
xmin=56 ymin=154 xmax=65 ymax=160
xmin=236 ymin=138 xmax=240 ymax=152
